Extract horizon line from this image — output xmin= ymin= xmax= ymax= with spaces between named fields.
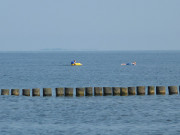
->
xmin=0 ymin=49 xmax=180 ymax=52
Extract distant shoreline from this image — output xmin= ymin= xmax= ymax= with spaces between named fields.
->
xmin=0 ymin=50 xmax=180 ymax=53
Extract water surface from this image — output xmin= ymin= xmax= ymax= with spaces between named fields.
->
xmin=0 ymin=51 xmax=180 ymax=135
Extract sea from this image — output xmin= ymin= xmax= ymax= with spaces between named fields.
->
xmin=0 ymin=51 xmax=180 ymax=135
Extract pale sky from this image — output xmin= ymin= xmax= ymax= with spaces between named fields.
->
xmin=0 ymin=0 xmax=180 ymax=51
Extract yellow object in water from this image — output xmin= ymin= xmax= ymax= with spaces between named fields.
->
xmin=71 ymin=63 xmax=82 ymax=66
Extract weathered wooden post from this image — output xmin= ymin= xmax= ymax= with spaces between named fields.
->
xmin=32 ymin=88 xmax=40 ymax=96
xmin=103 ymin=87 xmax=112 ymax=96
xmin=56 ymin=88 xmax=64 ymax=96
xmin=148 ymin=86 xmax=155 ymax=95
xmin=85 ymin=87 xmax=93 ymax=96
xmin=11 ymin=89 xmax=19 ymax=96
xmin=94 ymin=87 xmax=102 ymax=96
xmin=112 ymin=87 xmax=120 ymax=96
xmin=43 ymin=88 xmax=52 ymax=96
xmin=76 ymin=88 xmax=85 ymax=96
xmin=137 ymin=86 xmax=145 ymax=95
xmin=1 ymin=89 xmax=9 ymax=95
xmin=22 ymin=89 xmax=30 ymax=96
xmin=120 ymin=87 xmax=128 ymax=96
xmin=128 ymin=87 xmax=136 ymax=95
xmin=65 ymin=88 xmax=73 ymax=96
xmin=156 ymin=86 xmax=166 ymax=95
xmin=168 ymin=86 xmax=178 ymax=95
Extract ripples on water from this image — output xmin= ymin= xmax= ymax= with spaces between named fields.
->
xmin=0 ymin=51 xmax=180 ymax=88
xmin=0 ymin=96 xmax=180 ymax=135
xmin=0 ymin=51 xmax=180 ymax=135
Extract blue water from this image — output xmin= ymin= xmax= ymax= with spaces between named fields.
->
xmin=0 ymin=51 xmax=180 ymax=135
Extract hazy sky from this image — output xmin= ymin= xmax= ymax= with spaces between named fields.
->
xmin=0 ymin=0 xmax=180 ymax=51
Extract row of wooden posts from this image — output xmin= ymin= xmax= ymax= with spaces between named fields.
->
xmin=0 ymin=86 xmax=179 ymax=96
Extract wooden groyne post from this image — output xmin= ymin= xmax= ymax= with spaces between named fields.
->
xmin=32 ymin=88 xmax=40 ymax=96
xmin=137 ymin=86 xmax=145 ymax=95
xmin=1 ymin=89 xmax=9 ymax=95
xmin=168 ymin=86 xmax=178 ymax=95
xmin=148 ymin=86 xmax=155 ymax=95
xmin=43 ymin=88 xmax=52 ymax=96
xmin=76 ymin=88 xmax=85 ymax=96
xmin=65 ymin=88 xmax=73 ymax=96
xmin=56 ymin=88 xmax=64 ymax=96
xmin=85 ymin=87 xmax=93 ymax=96
xmin=94 ymin=87 xmax=102 ymax=96
xmin=156 ymin=86 xmax=166 ymax=95
xmin=120 ymin=87 xmax=128 ymax=96
xmin=128 ymin=87 xmax=136 ymax=95
xmin=103 ymin=87 xmax=112 ymax=96
xmin=22 ymin=89 xmax=30 ymax=96
xmin=11 ymin=89 xmax=19 ymax=96
xmin=112 ymin=87 xmax=120 ymax=96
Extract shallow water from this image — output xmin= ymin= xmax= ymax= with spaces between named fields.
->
xmin=0 ymin=51 xmax=180 ymax=135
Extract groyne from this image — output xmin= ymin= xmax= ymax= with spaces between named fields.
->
xmin=1 ymin=86 xmax=179 ymax=97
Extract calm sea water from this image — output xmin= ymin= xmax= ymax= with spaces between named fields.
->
xmin=0 ymin=51 xmax=180 ymax=135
